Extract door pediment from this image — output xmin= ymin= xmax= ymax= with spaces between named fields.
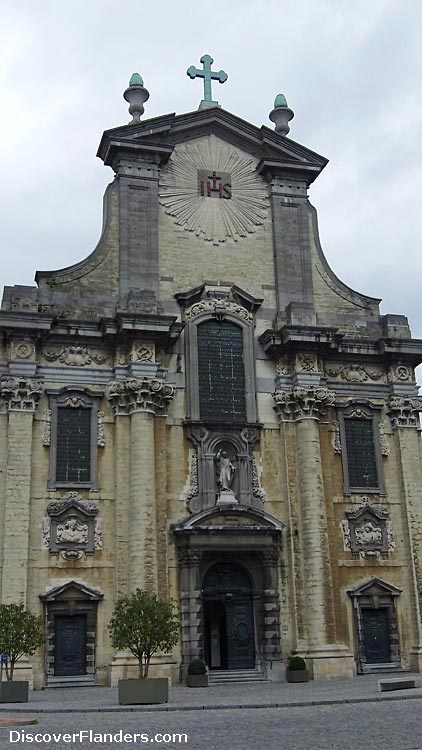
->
xmin=174 ymin=505 xmax=284 ymax=533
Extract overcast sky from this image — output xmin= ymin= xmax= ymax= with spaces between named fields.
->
xmin=1 ymin=0 xmax=421 ymax=384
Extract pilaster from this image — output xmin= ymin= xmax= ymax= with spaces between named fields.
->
xmin=387 ymin=396 xmax=422 ymax=669
xmin=106 ymin=378 xmax=174 ymax=594
xmin=0 ymin=377 xmax=43 ymax=603
xmin=274 ymin=385 xmax=354 ymax=678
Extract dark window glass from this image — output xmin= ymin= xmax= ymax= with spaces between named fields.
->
xmin=197 ymin=320 xmax=246 ymax=421
xmin=344 ymin=418 xmax=378 ymax=488
xmin=56 ymin=407 xmax=91 ymax=483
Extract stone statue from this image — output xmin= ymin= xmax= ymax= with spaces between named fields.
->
xmin=216 ymin=450 xmax=235 ymax=490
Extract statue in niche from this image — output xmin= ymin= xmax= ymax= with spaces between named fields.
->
xmin=56 ymin=517 xmax=88 ymax=545
xmin=216 ymin=450 xmax=236 ymax=490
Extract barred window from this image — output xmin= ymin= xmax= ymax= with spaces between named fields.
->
xmin=344 ymin=418 xmax=378 ymax=488
xmin=197 ymin=320 xmax=246 ymax=422
xmin=339 ymin=404 xmax=385 ymax=495
xmin=56 ymin=407 xmax=91 ymax=483
xmin=47 ymin=388 xmax=100 ymax=490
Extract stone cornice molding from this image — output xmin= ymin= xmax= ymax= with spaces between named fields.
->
xmin=0 ymin=376 xmax=43 ymax=412
xmin=273 ymin=386 xmax=335 ymax=422
xmin=387 ymin=395 xmax=422 ymax=429
xmin=106 ymin=377 xmax=175 ymax=416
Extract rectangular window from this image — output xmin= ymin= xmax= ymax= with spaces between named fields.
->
xmin=344 ymin=418 xmax=378 ymax=489
xmin=56 ymin=407 xmax=91 ymax=483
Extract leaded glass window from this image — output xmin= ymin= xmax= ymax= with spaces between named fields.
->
xmin=197 ymin=320 xmax=246 ymax=421
xmin=56 ymin=407 xmax=91 ymax=483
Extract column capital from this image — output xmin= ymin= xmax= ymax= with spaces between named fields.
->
xmin=387 ymin=395 xmax=422 ymax=429
xmin=106 ymin=377 xmax=175 ymax=416
xmin=273 ymin=386 xmax=335 ymax=422
xmin=0 ymin=376 xmax=43 ymax=412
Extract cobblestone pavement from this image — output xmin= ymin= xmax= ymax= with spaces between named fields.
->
xmin=0 ymin=700 xmax=421 ymax=750
xmin=0 ymin=673 xmax=421 ymax=713
xmin=0 ymin=675 xmax=421 ymax=749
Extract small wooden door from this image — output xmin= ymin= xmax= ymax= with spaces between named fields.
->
xmin=54 ymin=616 xmax=86 ymax=675
xmin=362 ymin=609 xmax=390 ymax=663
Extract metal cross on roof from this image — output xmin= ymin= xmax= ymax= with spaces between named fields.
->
xmin=187 ymin=54 xmax=228 ymax=109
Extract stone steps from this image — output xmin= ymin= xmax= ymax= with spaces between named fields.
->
xmin=209 ymin=669 xmax=270 ymax=684
xmin=44 ymin=675 xmax=100 ymax=689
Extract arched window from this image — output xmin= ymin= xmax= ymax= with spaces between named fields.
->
xmin=197 ymin=319 xmax=246 ymax=421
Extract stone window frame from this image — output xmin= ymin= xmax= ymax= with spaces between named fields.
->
xmin=338 ymin=401 xmax=386 ymax=496
xmin=185 ymin=311 xmax=258 ymax=424
xmin=46 ymin=387 xmax=101 ymax=490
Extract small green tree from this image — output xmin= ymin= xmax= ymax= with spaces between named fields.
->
xmin=0 ymin=604 xmax=44 ymax=682
xmin=108 ymin=589 xmax=179 ymax=679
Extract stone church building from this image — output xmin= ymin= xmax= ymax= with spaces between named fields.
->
xmin=1 ymin=60 xmax=422 ymax=688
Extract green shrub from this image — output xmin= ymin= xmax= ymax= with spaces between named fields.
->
xmin=0 ymin=604 xmax=44 ymax=682
xmin=108 ymin=589 xmax=179 ymax=679
xmin=187 ymin=659 xmax=207 ymax=675
xmin=288 ymin=655 xmax=307 ymax=671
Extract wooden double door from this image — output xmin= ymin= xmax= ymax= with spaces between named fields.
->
xmin=203 ymin=563 xmax=255 ymax=670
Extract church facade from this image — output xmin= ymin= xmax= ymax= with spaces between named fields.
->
xmin=1 ymin=65 xmax=422 ymax=688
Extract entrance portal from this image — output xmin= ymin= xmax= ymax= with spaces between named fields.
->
xmin=203 ymin=563 xmax=255 ymax=670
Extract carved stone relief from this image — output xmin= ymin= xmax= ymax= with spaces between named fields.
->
xmin=106 ymin=378 xmax=175 ymax=416
xmin=185 ymin=451 xmax=199 ymax=506
xmin=387 ymin=364 xmax=414 ymax=383
xmin=295 ymin=352 xmax=318 ymax=373
xmin=275 ymin=356 xmax=289 ymax=376
xmin=387 ymin=396 xmax=422 ymax=428
xmin=97 ymin=411 xmax=106 ymax=447
xmin=44 ymin=493 xmax=102 ymax=559
xmin=378 ymin=422 xmax=390 ymax=456
xmin=251 ymin=455 xmax=266 ymax=502
xmin=341 ymin=502 xmax=394 ymax=559
xmin=325 ymin=363 xmax=385 ymax=383
xmin=8 ymin=340 xmax=36 ymax=361
xmin=159 ymin=135 xmax=269 ymax=245
xmin=42 ymin=409 xmax=52 ymax=446
xmin=129 ymin=342 xmax=155 ymax=363
xmin=185 ymin=297 xmax=252 ymax=322
xmin=273 ymin=386 xmax=335 ymax=422
xmin=332 ymin=420 xmax=342 ymax=454
xmin=43 ymin=345 xmax=107 ymax=367
xmin=0 ymin=376 xmax=43 ymax=411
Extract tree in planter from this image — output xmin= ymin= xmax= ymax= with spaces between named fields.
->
xmin=108 ymin=589 xmax=179 ymax=679
xmin=0 ymin=604 xmax=44 ymax=682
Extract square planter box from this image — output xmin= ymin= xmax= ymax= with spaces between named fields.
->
xmin=118 ymin=678 xmax=168 ymax=705
xmin=286 ymin=669 xmax=309 ymax=683
xmin=0 ymin=681 xmax=29 ymax=703
xmin=186 ymin=674 xmax=208 ymax=688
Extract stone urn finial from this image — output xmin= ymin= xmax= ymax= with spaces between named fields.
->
xmin=123 ymin=72 xmax=150 ymax=122
xmin=269 ymin=93 xmax=294 ymax=136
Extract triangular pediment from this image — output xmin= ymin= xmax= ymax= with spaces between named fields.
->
xmin=97 ymin=107 xmax=327 ymax=185
xmin=173 ymin=505 xmax=284 ymax=532
xmin=40 ymin=580 xmax=104 ymax=602
xmin=347 ymin=577 xmax=401 ymax=598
